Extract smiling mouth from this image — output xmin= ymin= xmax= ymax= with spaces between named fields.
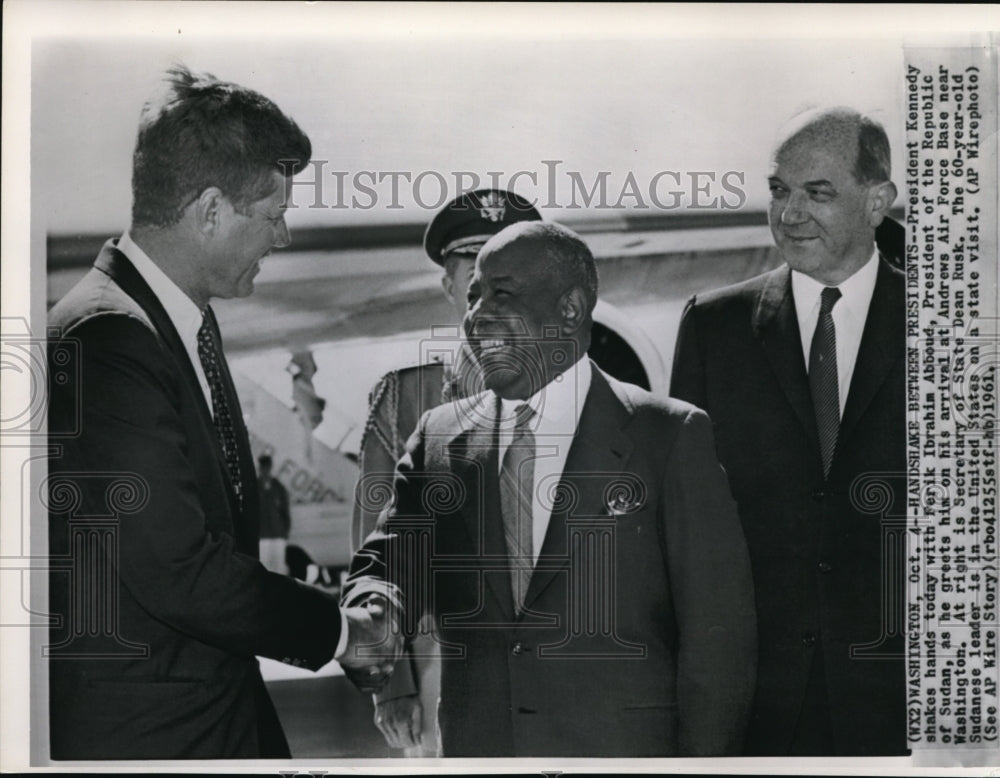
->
xmin=784 ymin=235 xmax=819 ymax=243
xmin=478 ymin=338 xmax=508 ymax=355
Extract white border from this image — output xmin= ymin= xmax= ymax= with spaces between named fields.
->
xmin=4 ymin=2 xmax=1000 ymax=774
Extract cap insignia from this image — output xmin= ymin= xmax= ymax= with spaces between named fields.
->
xmin=474 ymin=191 xmax=507 ymax=222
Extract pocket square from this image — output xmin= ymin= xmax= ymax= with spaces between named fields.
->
xmin=603 ymin=477 xmax=646 ymax=516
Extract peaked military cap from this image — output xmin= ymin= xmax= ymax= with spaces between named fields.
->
xmin=423 ymin=189 xmax=542 ymax=266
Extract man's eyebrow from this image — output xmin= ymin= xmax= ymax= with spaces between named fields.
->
xmin=766 ymin=175 xmax=837 ymax=189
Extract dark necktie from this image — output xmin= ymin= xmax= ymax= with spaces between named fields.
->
xmin=500 ymin=404 xmax=536 ymax=613
xmin=809 ymin=287 xmax=842 ymax=478
xmin=197 ymin=308 xmax=245 ymax=508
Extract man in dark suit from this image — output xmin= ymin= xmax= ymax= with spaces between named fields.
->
xmin=46 ymin=65 xmax=399 ymax=760
xmin=670 ymin=107 xmax=906 ymax=755
xmin=343 ymin=221 xmax=757 ymax=756
xmin=353 ymin=189 xmax=541 ymax=755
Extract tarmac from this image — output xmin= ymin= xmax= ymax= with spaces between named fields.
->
xmin=261 ymin=631 xmax=399 ymax=758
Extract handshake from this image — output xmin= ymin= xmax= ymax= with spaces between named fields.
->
xmin=339 ymin=594 xmax=405 ymax=693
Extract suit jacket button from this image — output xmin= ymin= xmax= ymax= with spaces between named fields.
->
xmin=811 ymin=489 xmax=826 ymax=501
xmin=818 ymin=562 xmax=833 ymax=573
xmin=512 ymin=642 xmax=524 ymax=656
xmin=802 ymin=633 xmax=817 ymax=647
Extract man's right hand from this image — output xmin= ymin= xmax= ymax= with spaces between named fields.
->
xmin=339 ymin=595 xmax=403 ymax=692
xmin=374 ymin=694 xmax=423 ymax=750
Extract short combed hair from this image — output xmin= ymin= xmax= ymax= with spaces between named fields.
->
xmin=854 ymin=114 xmax=892 ymax=184
xmin=490 ymin=221 xmax=599 ymax=313
xmin=543 ymin=224 xmax=599 ymax=314
xmin=131 ymin=65 xmax=312 ymax=227
xmin=777 ymin=106 xmax=892 ymax=186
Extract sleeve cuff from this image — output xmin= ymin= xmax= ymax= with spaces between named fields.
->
xmin=342 ymin=579 xmax=405 ymax=613
xmin=333 ymin=608 xmax=349 ymax=660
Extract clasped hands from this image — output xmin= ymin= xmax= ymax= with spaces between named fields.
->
xmin=339 ymin=594 xmax=404 ymax=692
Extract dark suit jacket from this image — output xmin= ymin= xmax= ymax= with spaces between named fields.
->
xmin=344 ymin=364 xmax=757 ymax=757
xmin=670 ymin=258 xmax=907 ymax=755
xmin=46 ymin=240 xmax=342 ymax=760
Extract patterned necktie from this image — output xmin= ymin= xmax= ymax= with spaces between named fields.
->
xmin=500 ymin=404 xmax=536 ymax=614
xmin=197 ymin=309 xmax=245 ymax=508
xmin=809 ymin=287 xmax=842 ymax=478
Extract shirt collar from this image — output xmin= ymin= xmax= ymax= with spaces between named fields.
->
xmin=791 ymin=248 xmax=879 ymax=322
xmin=498 ymin=354 xmax=592 ymax=429
xmin=118 ymin=231 xmax=205 ymax=341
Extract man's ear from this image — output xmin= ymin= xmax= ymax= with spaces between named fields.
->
xmin=868 ymin=181 xmax=897 ymax=227
xmin=193 ymin=187 xmax=227 ymax=236
xmin=441 ymin=272 xmax=456 ymax=306
xmin=559 ymin=287 xmax=588 ymax=335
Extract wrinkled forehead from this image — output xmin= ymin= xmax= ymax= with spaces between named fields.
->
xmin=448 ymin=254 xmax=477 ymax=273
xmin=476 ymin=236 xmax=551 ymax=282
xmin=770 ymin=124 xmax=859 ymax=180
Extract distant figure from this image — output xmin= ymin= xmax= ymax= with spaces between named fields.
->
xmin=289 ymin=350 xmax=326 ymax=431
xmin=258 ymin=454 xmax=291 ymax=575
xmin=286 ymin=543 xmax=339 ymax=590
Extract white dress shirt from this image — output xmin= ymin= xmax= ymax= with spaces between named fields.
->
xmin=792 ymin=249 xmax=879 ymax=418
xmin=117 ymin=232 xmax=213 ymax=412
xmin=119 ymin=233 xmax=351 ymax=659
xmin=345 ymin=359 xmax=593 ymax=666
xmin=498 ymin=356 xmax=592 ymax=566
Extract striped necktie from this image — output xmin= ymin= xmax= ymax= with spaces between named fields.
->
xmin=500 ymin=404 xmax=536 ymax=614
xmin=197 ymin=309 xmax=245 ymax=508
xmin=809 ymin=286 xmax=842 ymax=478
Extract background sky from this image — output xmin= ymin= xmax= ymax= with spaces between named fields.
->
xmin=27 ymin=10 xmax=916 ymax=458
xmin=32 ymin=25 xmax=909 ymax=235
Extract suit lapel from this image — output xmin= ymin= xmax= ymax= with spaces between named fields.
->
xmin=446 ymin=393 xmax=514 ymax=619
xmin=837 ymin=257 xmax=904 ymax=456
xmin=94 ymin=242 xmax=241 ymax=521
xmin=752 ymin=266 xmax=820 ymax=454
xmin=522 ymin=367 xmax=634 ymax=612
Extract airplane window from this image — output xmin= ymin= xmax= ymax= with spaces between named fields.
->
xmin=588 ymin=322 xmax=650 ymax=391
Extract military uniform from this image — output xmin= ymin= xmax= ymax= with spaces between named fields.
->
xmin=353 ymin=350 xmax=482 ymax=548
